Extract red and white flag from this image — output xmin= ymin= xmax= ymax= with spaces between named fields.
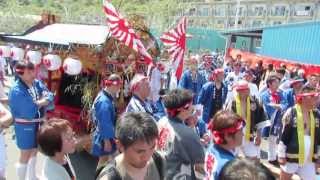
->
xmin=103 ymin=0 xmax=153 ymax=65
xmin=160 ymin=17 xmax=187 ymax=80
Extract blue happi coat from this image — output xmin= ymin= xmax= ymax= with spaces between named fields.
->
xmin=91 ymin=90 xmax=117 ymax=156
xmin=152 ymin=98 xmax=166 ymax=121
xmin=197 ymin=82 xmax=228 ymax=123
xmin=260 ymin=90 xmax=288 ymax=137
xmin=205 ymin=144 xmax=235 ymax=180
xmin=9 ymin=78 xmax=54 ymax=119
xmin=178 ymin=69 xmax=206 ymax=104
xmin=9 ymin=78 xmax=54 ymax=149
xmin=125 ymin=95 xmax=154 ymax=115
xmin=283 ymin=88 xmax=296 ymax=108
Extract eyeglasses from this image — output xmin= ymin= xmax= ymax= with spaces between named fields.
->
xmin=64 ymin=132 xmax=76 ymax=142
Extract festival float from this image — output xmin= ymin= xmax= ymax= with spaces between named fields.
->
xmin=0 ymin=12 xmax=160 ymax=150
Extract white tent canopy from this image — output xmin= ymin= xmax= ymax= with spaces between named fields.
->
xmin=4 ymin=23 xmax=110 ymax=45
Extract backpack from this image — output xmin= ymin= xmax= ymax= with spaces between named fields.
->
xmin=95 ymin=151 xmax=164 ymax=180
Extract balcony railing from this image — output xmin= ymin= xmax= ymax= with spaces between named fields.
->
xmin=294 ymin=10 xmax=313 ymax=17
xmin=247 ymin=10 xmax=265 ymax=16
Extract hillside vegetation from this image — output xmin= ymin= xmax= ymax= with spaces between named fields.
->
xmin=0 ymin=0 xmax=184 ymax=33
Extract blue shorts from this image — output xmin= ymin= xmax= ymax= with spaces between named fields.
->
xmin=14 ymin=123 xmax=39 ymax=150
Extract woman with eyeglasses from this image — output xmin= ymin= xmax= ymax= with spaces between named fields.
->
xmin=37 ymin=118 xmax=76 ymax=180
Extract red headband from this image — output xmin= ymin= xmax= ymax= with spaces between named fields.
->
xmin=208 ymin=119 xmax=244 ymax=145
xmin=166 ymin=101 xmax=193 ymax=117
xmin=296 ymin=92 xmax=319 ymax=103
xmin=15 ymin=66 xmax=34 ymax=73
xmin=104 ymin=79 xmax=122 ymax=86
xmin=210 ymin=69 xmax=224 ymax=80
xmin=15 ymin=68 xmax=24 ymax=73
xmin=234 ymin=84 xmax=249 ymax=91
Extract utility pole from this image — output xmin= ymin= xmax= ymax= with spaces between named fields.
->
xmin=235 ymin=0 xmax=241 ymax=29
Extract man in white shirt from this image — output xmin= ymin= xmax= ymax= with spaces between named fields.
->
xmin=225 ymin=61 xmax=243 ymax=92
xmin=225 ymin=69 xmax=259 ymax=107
xmin=148 ymin=63 xmax=162 ymax=103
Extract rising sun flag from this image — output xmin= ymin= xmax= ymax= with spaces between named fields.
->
xmin=160 ymin=17 xmax=187 ymax=80
xmin=103 ymin=0 xmax=153 ymax=65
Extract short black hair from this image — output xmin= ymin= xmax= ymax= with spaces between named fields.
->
xmin=276 ymin=68 xmax=286 ymax=76
xmin=301 ymin=84 xmax=316 ymax=93
xmin=15 ymin=61 xmax=35 ymax=75
xmin=266 ymin=73 xmax=280 ymax=88
xmin=267 ymin=63 xmax=273 ymax=71
xmin=219 ymin=158 xmax=275 ymax=180
xmin=159 ymin=89 xmax=167 ymax=96
xmin=162 ymin=89 xmax=193 ymax=110
xmin=116 ymin=112 xmax=158 ymax=150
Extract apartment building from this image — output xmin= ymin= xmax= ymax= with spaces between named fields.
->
xmin=175 ymin=0 xmax=320 ymax=30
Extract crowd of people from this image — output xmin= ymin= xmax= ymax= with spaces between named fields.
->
xmin=0 ymin=51 xmax=319 ymax=180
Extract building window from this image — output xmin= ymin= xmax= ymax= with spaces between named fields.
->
xmin=237 ymin=6 xmax=246 ymax=16
xmin=188 ymin=19 xmax=194 ymax=26
xmin=189 ymin=8 xmax=196 ymax=16
xmin=229 ymin=19 xmax=235 ymax=28
xmin=214 ymin=6 xmax=226 ymax=16
xmin=254 ymin=38 xmax=261 ymax=48
xmin=252 ymin=20 xmax=263 ymax=27
xmin=201 ymin=23 xmax=208 ymax=28
xmin=294 ymin=4 xmax=313 ymax=16
xmin=201 ymin=7 xmax=209 ymax=16
xmin=273 ymin=21 xmax=282 ymax=25
xmin=272 ymin=5 xmax=287 ymax=16
xmin=215 ymin=19 xmax=225 ymax=29
xmin=250 ymin=5 xmax=265 ymax=16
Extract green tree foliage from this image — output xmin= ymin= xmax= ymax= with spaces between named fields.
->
xmin=0 ymin=0 xmax=185 ymax=33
